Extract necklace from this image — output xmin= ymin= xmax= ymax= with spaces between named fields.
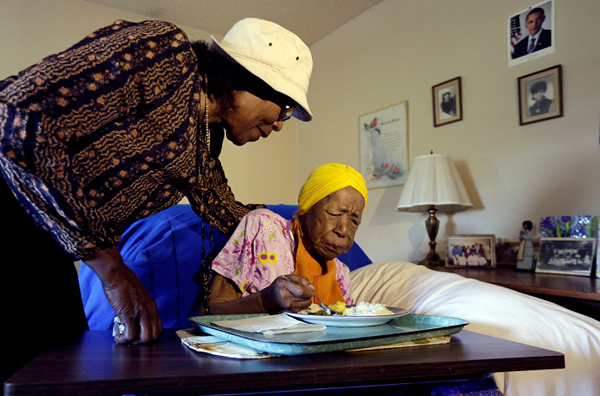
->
xmin=204 ymin=75 xmax=210 ymax=151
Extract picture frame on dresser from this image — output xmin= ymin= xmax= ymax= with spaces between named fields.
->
xmin=536 ymin=237 xmax=596 ymax=276
xmin=496 ymin=241 xmax=521 ymax=266
xmin=445 ymin=234 xmax=496 ymax=268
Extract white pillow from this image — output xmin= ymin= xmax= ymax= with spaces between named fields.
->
xmin=351 ymin=261 xmax=600 ymax=396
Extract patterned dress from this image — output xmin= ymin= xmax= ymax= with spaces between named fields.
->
xmin=0 ymin=20 xmax=257 ymax=259
xmin=212 ymin=209 xmax=354 ymax=304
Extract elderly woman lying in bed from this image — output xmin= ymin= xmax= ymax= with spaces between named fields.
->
xmin=202 ymin=163 xmax=367 ymax=315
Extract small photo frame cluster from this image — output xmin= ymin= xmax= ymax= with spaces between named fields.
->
xmin=518 ymin=64 xmax=563 ymax=125
xmin=496 ymin=241 xmax=521 ymax=266
xmin=432 ymin=77 xmax=462 ymax=127
xmin=445 ymin=234 xmax=496 ymax=268
xmin=536 ymin=238 xmax=597 ymax=277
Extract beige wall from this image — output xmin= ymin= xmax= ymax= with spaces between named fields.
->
xmin=297 ymin=0 xmax=600 ymax=263
xmin=3 ymin=0 xmax=600 ymax=264
xmin=0 ymin=0 xmax=298 ymax=206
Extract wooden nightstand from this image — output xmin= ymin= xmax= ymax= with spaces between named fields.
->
xmin=428 ymin=265 xmax=600 ymax=321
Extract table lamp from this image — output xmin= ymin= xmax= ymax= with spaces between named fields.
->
xmin=396 ymin=152 xmax=472 ymax=266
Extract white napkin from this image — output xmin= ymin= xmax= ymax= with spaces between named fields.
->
xmin=212 ymin=314 xmax=325 ymax=335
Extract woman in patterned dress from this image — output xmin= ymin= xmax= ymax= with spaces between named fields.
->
xmin=0 ymin=17 xmax=313 ymax=380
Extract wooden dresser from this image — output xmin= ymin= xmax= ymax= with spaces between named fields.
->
xmin=428 ymin=265 xmax=600 ymax=321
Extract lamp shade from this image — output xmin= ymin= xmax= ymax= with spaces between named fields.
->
xmin=396 ymin=153 xmax=472 ymax=213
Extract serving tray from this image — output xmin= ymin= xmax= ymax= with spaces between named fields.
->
xmin=188 ymin=313 xmax=468 ymax=355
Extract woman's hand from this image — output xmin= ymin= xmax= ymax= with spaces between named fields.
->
xmin=208 ymin=273 xmax=314 ymax=315
xmin=83 ymin=247 xmax=163 ymax=344
xmin=260 ymin=274 xmax=314 ymax=313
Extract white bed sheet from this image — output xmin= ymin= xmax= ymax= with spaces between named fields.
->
xmin=351 ymin=261 xmax=600 ymax=396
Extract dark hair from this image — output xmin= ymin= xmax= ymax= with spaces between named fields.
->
xmin=190 ymin=41 xmax=294 ymax=112
xmin=526 ymin=7 xmax=545 ymax=19
xmin=190 ymin=41 xmax=239 ymax=111
xmin=530 ymin=80 xmax=547 ymax=94
xmin=522 ymin=220 xmax=533 ymax=230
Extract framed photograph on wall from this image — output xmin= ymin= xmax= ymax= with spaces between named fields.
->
xmin=536 ymin=237 xmax=596 ymax=276
xmin=445 ymin=234 xmax=497 ymax=268
xmin=508 ymin=0 xmax=555 ymax=67
xmin=358 ymin=101 xmax=409 ymax=189
xmin=432 ymin=77 xmax=462 ymax=127
xmin=518 ymin=65 xmax=563 ymax=125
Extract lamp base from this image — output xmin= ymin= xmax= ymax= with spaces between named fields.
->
xmin=418 ymin=259 xmax=445 ymax=267
xmin=420 ymin=206 xmax=444 ymax=267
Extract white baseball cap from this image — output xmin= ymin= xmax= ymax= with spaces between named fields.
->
xmin=210 ymin=18 xmax=313 ymax=121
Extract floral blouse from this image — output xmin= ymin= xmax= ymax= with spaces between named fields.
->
xmin=212 ymin=209 xmax=354 ymax=304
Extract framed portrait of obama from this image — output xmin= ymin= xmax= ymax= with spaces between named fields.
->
xmin=508 ymin=0 xmax=555 ymax=67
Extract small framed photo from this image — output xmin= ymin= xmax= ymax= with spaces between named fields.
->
xmin=496 ymin=242 xmax=521 ymax=266
xmin=518 ymin=65 xmax=563 ymax=125
xmin=597 ymin=224 xmax=600 ymax=277
xmin=536 ymin=237 xmax=596 ymax=276
xmin=432 ymin=77 xmax=462 ymax=127
xmin=445 ymin=234 xmax=496 ymax=268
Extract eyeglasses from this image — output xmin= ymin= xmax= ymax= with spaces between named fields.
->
xmin=261 ymin=89 xmax=296 ymax=121
xmin=236 ymin=77 xmax=296 ymax=121
xmin=278 ymin=104 xmax=296 ymax=121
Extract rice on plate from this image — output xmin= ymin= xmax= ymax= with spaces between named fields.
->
xmin=302 ymin=301 xmax=394 ymax=316
xmin=343 ymin=302 xmax=394 ymax=316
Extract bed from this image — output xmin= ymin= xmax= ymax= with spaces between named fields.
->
xmin=79 ymin=204 xmax=600 ymax=396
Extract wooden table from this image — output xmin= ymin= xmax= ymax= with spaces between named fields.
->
xmin=4 ymin=329 xmax=564 ymax=396
xmin=430 ymin=265 xmax=600 ymax=320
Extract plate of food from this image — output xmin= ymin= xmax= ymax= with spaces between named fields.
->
xmin=284 ymin=301 xmax=409 ymax=327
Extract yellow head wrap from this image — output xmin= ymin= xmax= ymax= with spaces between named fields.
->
xmin=298 ymin=163 xmax=368 ymax=215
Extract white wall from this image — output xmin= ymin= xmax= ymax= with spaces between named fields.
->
xmin=297 ymin=0 xmax=600 ymax=263
xmin=1 ymin=0 xmax=202 ymax=74
xmin=0 ymin=0 xmax=298 ymax=207
xmin=3 ymin=0 xmax=600 ymax=265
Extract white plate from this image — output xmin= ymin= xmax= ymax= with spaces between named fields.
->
xmin=284 ymin=307 xmax=409 ymax=327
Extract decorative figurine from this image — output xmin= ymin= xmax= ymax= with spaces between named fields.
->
xmin=517 ymin=220 xmax=538 ymax=271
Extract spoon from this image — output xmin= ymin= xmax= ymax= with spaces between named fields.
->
xmin=281 ymin=275 xmax=342 ymax=315
xmin=313 ymin=294 xmax=343 ymax=316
